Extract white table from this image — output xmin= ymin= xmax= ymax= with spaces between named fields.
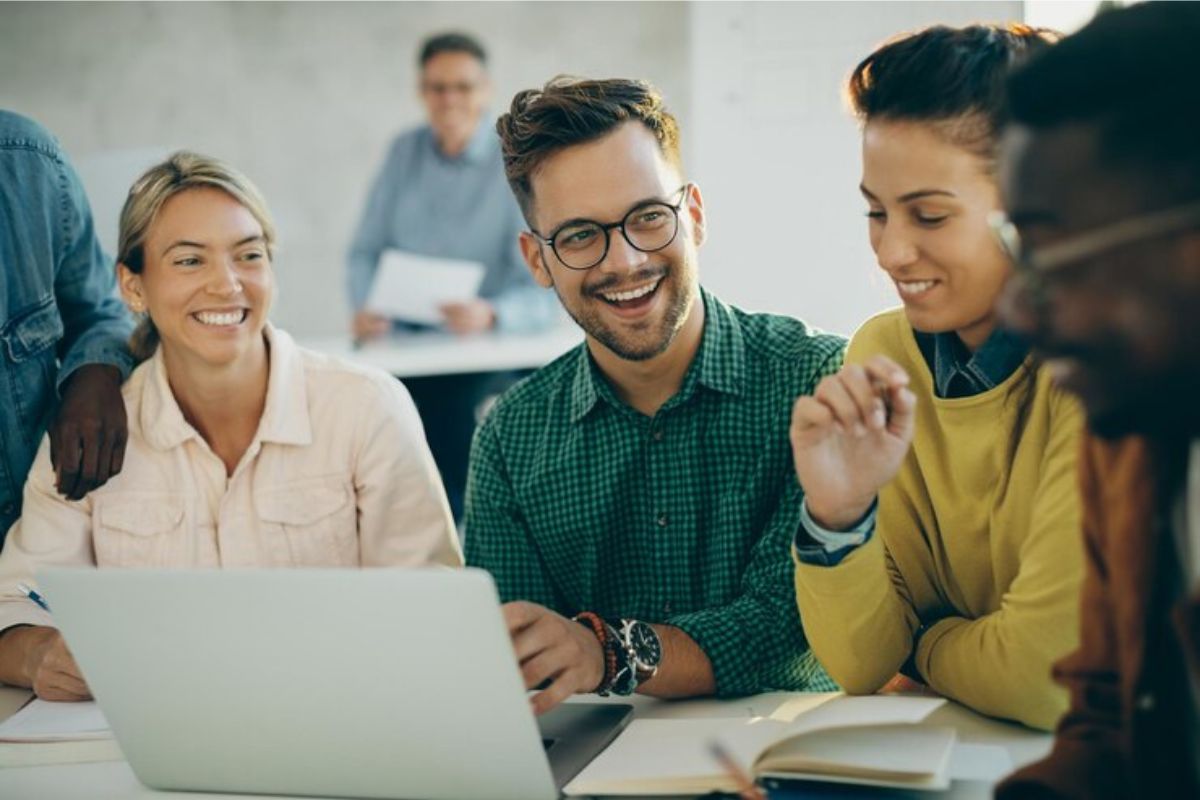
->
xmin=298 ymin=328 xmax=584 ymax=380
xmin=0 ymin=686 xmax=1051 ymax=800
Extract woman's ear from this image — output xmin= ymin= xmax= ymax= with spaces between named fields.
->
xmin=117 ymin=263 xmax=146 ymax=313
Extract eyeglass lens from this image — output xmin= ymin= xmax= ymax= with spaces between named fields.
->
xmin=552 ymin=203 xmax=679 ymax=269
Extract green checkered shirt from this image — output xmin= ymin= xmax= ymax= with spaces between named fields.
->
xmin=464 ymin=289 xmax=845 ymax=695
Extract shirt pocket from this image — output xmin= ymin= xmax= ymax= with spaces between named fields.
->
xmin=1 ymin=294 xmax=63 ymax=449
xmin=93 ymin=494 xmax=186 ymax=567
xmin=256 ymin=476 xmax=358 ymax=567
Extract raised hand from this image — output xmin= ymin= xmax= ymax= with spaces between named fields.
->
xmin=790 ymin=355 xmax=917 ymax=530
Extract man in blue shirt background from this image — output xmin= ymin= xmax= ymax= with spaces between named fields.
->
xmin=346 ymin=33 xmax=558 ymax=520
xmin=0 ymin=110 xmax=134 ymax=546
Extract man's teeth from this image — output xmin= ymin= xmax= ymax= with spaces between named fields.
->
xmin=897 ymin=280 xmax=937 ymax=296
xmin=602 ymin=280 xmax=660 ymax=303
xmin=194 ymin=310 xmax=245 ymax=326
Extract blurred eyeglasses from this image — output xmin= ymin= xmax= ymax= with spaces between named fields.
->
xmin=989 ymin=202 xmax=1200 ymax=303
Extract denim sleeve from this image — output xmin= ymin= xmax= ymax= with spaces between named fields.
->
xmin=53 ymin=151 xmax=133 ymax=392
xmin=346 ymin=142 xmax=403 ymax=311
xmin=490 ymin=202 xmax=562 ymax=333
xmin=793 ymin=498 xmax=877 ymax=567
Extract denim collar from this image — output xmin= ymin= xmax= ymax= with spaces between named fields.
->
xmin=914 ymin=327 xmax=1029 ymax=399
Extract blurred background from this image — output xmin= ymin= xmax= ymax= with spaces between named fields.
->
xmin=0 ymin=1 xmax=1106 ymax=340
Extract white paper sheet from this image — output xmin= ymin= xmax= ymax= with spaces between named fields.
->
xmin=365 ymin=249 xmax=486 ymax=325
xmin=0 ymin=699 xmax=111 ymax=742
xmin=949 ymin=743 xmax=1013 ymax=781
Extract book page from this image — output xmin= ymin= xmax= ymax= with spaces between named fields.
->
xmin=0 ymin=699 xmax=112 ymax=742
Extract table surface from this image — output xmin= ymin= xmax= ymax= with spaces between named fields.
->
xmin=297 ymin=327 xmax=584 ymax=379
xmin=0 ymin=685 xmax=1050 ymax=800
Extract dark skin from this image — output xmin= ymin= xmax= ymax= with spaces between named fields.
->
xmin=997 ymin=122 xmax=1200 ymax=440
xmin=48 ymin=363 xmax=127 ymax=500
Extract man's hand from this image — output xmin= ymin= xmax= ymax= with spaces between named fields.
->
xmin=23 ymin=627 xmax=91 ymax=702
xmin=790 ymin=355 xmax=917 ymax=530
xmin=352 ymin=310 xmax=392 ymax=342
xmin=502 ymin=601 xmax=605 ymax=716
xmin=50 ymin=364 xmax=126 ymax=501
xmin=439 ymin=299 xmax=496 ymax=335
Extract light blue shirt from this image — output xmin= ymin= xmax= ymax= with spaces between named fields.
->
xmin=346 ymin=119 xmax=559 ymax=333
xmin=0 ymin=110 xmax=133 ymax=544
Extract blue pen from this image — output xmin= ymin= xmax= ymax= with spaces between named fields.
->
xmin=17 ymin=583 xmax=51 ymax=613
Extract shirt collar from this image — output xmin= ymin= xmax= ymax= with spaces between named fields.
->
xmin=427 ymin=115 xmax=495 ymax=165
xmin=139 ymin=324 xmax=312 ymax=451
xmin=916 ymin=327 xmax=1029 ymax=398
xmin=567 ymin=287 xmax=745 ymax=424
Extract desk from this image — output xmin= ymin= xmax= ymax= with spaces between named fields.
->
xmin=0 ymin=687 xmax=1050 ymax=800
xmin=298 ymin=328 xmax=584 ymax=380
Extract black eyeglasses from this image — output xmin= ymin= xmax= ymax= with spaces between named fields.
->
xmin=530 ymin=184 xmax=691 ymax=271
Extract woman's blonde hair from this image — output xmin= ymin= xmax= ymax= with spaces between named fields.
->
xmin=117 ymin=151 xmax=277 ymax=362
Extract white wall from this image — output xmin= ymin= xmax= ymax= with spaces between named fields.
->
xmin=1 ymin=1 xmax=1029 ymax=341
xmin=0 ymin=1 xmax=691 ymax=336
xmin=690 ymin=1 xmax=1022 ymax=338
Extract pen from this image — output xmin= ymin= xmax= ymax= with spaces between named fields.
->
xmin=17 ymin=582 xmax=51 ymax=612
xmin=708 ymin=740 xmax=766 ymax=800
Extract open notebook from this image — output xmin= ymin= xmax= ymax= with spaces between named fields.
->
xmin=565 ymin=695 xmax=954 ymax=796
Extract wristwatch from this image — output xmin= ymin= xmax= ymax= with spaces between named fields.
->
xmin=617 ymin=618 xmax=662 ymax=685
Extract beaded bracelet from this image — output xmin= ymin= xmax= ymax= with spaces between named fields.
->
xmin=573 ymin=611 xmax=618 ymax=695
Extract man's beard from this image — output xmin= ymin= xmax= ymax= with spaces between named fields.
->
xmin=553 ymin=261 xmax=697 ymax=362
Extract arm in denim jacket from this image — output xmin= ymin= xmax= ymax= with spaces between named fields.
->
xmin=52 ymin=150 xmax=133 ymax=389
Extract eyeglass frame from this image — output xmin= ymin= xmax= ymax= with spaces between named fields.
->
xmin=529 ymin=183 xmax=692 ymax=271
xmin=989 ymin=202 xmax=1200 ymax=301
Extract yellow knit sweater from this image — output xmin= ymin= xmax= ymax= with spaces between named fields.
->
xmin=794 ymin=309 xmax=1085 ymax=730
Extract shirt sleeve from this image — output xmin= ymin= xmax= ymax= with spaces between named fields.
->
xmin=351 ymin=374 xmax=462 ymax=567
xmin=346 ymin=142 xmax=403 ymax=311
xmin=666 ymin=477 xmax=840 ymax=696
xmin=793 ymin=499 xmax=876 ymax=566
xmin=462 ymin=418 xmax=564 ymax=609
xmin=0 ymin=436 xmax=95 ymax=634
xmin=52 ymin=151 xmax=133 ymax=390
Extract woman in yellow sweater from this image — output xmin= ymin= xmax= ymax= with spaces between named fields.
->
xmin=790 ymin=24 xmax=1083 ymax=731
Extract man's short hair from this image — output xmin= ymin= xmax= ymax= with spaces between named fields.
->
xmin=1006 ymin=1 xmax=1200 ymax=203
xmin=418 ymin=32 xmax=487 ymax=68
xmin=495 ymin=76 xmax=682 ymax=223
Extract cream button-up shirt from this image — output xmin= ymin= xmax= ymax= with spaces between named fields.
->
xmin=0 ymin=325 xmax=461 ymax=632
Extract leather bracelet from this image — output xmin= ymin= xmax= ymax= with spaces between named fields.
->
xmin=573 ymin=611 xmax=618 ymax=695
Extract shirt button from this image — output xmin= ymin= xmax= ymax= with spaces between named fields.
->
xmin=663 ymin=601 xmax=672 ymax=615
xmin=652 ymin=429 xmax=664 ymax=442
xmin=1136 ymin=692 xmax=1155 ymax=712
xmin=0 ymin=502 xmax=13 ymax=517
xmin=656 ymin=514 xmax=669 ymax=527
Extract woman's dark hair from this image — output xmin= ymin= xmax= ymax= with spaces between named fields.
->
xmin=848 ymin=24 xmax=1057 ymax=170
xmin=850 ymin=24 xmax=1058 ymax=460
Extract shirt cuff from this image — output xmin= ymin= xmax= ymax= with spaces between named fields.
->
xmin=57 ymin=345 xmax=134 ymax=396
xmin=793 ymin=498 xmax=877 ymax=567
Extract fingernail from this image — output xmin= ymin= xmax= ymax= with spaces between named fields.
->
xmin=873 ymin=409 xmax=885 ymax=429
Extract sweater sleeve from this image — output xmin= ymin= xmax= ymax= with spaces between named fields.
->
xmin=913 ymin=393 xmax=1085 ymax=730
xmin=996 ymin=437 xmax=1132 ymax=797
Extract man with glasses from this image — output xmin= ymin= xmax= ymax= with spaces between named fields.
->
xmin=346 ymin=32 xmax=557 ymax=520
xmin=993 ymin=3 xmax=1200 ymax=797
xmin=466 ymin=77 xmax=845 ymax=714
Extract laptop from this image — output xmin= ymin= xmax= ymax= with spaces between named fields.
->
xmin=37 ymin=567 xmax=632 ymax=800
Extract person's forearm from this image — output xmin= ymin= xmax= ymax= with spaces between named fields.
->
xmin=637 ymin=624 xmax=716 ymax=698
xmin=0 ymin=625 xmax=55 ymax=688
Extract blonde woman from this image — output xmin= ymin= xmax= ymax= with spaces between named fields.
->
xmin=0 ymin=153 xmax=461 ymax=701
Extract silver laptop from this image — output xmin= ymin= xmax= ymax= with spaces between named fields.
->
xmin=38 ymin=567 xmax=632 ymax=800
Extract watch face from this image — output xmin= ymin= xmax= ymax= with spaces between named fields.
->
xmin=629 ymin=621 xmax=662 ymax=667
